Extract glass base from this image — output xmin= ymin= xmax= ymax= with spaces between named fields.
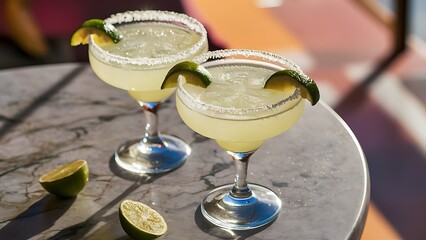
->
xmin=115 ymin=134 xmax=190 ymax=174
xmin=201 ymin=184 xmax=281 ymax=230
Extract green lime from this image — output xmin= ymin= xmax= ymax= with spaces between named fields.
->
xmin=162 ymin=61 xmax=212 ymax=89
xmin=119 ymin=200 xmax=167 ymax=240
xmin=264 ymin=69 xmax=320 ymax=105
xmin=39 ymin=159 xmax=89 ymax=198
xmin=70 ymin=19 xmax=122 ymax=46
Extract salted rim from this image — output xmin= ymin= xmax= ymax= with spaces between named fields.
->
xmin=88 ymin=10 xmax=208 ymax=67
xmin=177 ymin=49 xmax=305 ymax=120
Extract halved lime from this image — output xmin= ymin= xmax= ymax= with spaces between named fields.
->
xmin=39 ymin=159 xmax=89 ymax=198
xmin=70 ymin=19 xmax=122 ymax=46
xmin=162 ymin=61 xmax=212 ymax=89
xmin=264 ymin=69 xmax=320 ymax=105
xmin=119 ymin=200 xmax=167 ymax=240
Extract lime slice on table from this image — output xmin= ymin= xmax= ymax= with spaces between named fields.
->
xmin=119 ymin=199 xmax=167 ymax=240
xmin=264 ymin=69 xmax=320 ymax=105
xmin=162 ymin=61 xmax=212 ymax=89
xmin=39 ymin=159 xmax=89 ymax=198
xmin=70 ymin=19 xmax=122 ymax=46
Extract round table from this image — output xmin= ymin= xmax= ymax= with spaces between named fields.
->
xmin=0 ymin=63 xmax=369 ymax=239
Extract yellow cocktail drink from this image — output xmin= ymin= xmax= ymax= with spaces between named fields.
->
xmin=177 ymin=59 xmax=305 ymax=152
xmin=87 ymin=10 xmax=208 ymax=174
xmin=173 ymin=49 xmax=317 ymax=230
xmin=89 ymin=21 xmax=207 ymax=102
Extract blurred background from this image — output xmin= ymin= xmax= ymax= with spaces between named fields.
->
xmin=0 ymin=0 xmax=425 ymax=239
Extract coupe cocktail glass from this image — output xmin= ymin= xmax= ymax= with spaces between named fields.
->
xmin=176 ymin=49 xmax=306 ymax=229
xmin=88 ymin=11 xmax=208 ymax=174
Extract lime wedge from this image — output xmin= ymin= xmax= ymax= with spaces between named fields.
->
xmin=39 ymin=160 xmax=89 ymax=198
xmin=264 ymin=69 xmax=320 ymax=105
xmin=119 ymin=200 xmax=167 ymax=240
xmin=70 ymin=19 xmax=122 ymax=46
xmin=162 ymin=61 xmax=212 ymax=89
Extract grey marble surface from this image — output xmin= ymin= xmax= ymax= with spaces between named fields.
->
xmin=0 ymin=63 xmax=369 ymax=240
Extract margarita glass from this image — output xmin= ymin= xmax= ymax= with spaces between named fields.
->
xmin=88 ymin=11 xmax=208 ymax=174
xmin=175 ymin=49 xmax=306 ymax=229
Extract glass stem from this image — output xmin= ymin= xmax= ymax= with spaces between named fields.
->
xmin=227 ymin=151 xmax=255 ymax=198
xmin=138 ymin=101 xmax=163 ymax=145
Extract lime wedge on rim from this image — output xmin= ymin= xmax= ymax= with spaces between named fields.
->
xmin=39 ymin=159 xmax=89 ymax=198
xmin=162 ymin=61 xmax=212 ymax=89
xmin=119 ymin=199 xmax=167 ymax=240
xmin=71 ymin=19 xmax=122 ymax=46
xmin=264 ymin=69 xmax=320 ymax=105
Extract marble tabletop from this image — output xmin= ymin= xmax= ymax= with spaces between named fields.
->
xmin=0 ymin=63 xmax=369 ymax=240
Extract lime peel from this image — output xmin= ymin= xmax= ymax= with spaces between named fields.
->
xmin=71 ymin=19 xmax=122 ymax=46
xmin=264 ymin=69 xmax=320 ymax=105
xmin=39 ymin=159 xmax=89 ymax=198
xmin=162 ymin=61 xmax=212 ymax=89
xmin=119 ymin=199 xmax=167 ymax=240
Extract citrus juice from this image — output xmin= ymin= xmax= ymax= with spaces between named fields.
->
xmin=176 ymin=60 xmax=305 ymax=152
xmin=89 ymin=21 xmax=208 ymax=102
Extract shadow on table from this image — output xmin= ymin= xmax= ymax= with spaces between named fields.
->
xmin=0 ymin=195 xmax=75 ymax=239
xmin=1 ymin=155 xmax=174 ymax=239
xmin=0 ymin=65 xmax=86 ymax=141
xmin=41 ymin=157 xmax=155 ymax=239
xmin=194 ymin=205 xmax=274 ymax=239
